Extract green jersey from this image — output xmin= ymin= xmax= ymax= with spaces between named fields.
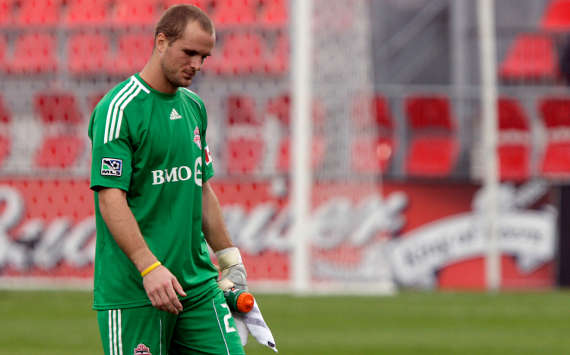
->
xmin=88 ymin=74 xmax=218 ymax=310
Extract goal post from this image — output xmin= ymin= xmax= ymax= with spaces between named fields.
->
xmin=290 ymin=0 xmax=395 ymax=295
xmin=477 ymin=0 xmax=501 ymax=292
xmin=291 ymin=0 xmax=313 ymax=293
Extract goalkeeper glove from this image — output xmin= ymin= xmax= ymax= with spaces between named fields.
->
xmin=216 ymin=247 xmax=248 ymax=291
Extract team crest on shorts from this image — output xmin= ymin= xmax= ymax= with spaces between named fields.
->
xmin=134 ymin=343 xmax=151 ymax=355
xmin=101 ymin=158 xmax=122 ymax=176
xmin=193 ymin=126 xmax=202 ymax=149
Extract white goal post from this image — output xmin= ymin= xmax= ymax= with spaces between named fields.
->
xmin=477 ymin=0 xmax=501 ymax=291
xmin=289 ymin=0 xmax=395 ymax=295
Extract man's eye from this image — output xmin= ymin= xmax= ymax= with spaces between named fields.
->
xmin=185 ymin=50 xmax=198 ymax=56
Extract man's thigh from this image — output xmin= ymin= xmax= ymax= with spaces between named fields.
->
xmin=97 ymin=306 xmax=177 ymax=355
xmin=170 ymin=289 xmax=245 ymax=355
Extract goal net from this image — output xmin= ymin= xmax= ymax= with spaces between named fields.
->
xmin=0 ymin=0 xmax=394 ymax=294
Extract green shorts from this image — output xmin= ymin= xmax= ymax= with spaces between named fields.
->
xmin=97 ymin=288 xmax=245 ymax=355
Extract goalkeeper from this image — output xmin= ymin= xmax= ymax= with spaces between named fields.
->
xmin=88 ymin=4 xmax=246 ymax=355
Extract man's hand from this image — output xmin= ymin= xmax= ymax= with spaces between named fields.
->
xmin=216 ymin=247 xmax=247 ymax=291
xmin=142 ymin=265 xmax=187 ymax=314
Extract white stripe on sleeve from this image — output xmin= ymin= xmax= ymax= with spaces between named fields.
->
xmin=108 ymin=81 xmax=138 ymax=143
xmin=104 ymin=77 xmax=135 ymax=144
xmin=114 ymin=86 xmax=142 ymax=140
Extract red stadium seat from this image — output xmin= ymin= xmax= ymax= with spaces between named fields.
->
xmin=34 ymin=134 xmax=84 ymax=168
xmin=227 ymin=95 xmax=258 ymax=125
xmin=5 ymin=33 xmax=58 ymax=74
xmin=0 ymin=94 xmax=11 ymax=123
xmin=162 ymin=0 xmax=212 ymax=11
xmin=538 ymin=96 xmax=570 ymax=177
xmin=276 ymin=136 xmax=326 ymax=172
xmin=0 ymin=35 xmax=6 ymax=72
xmin=0 ymin=134 xmax=10 ymax=166
xmin=499 ymin=34 xmax=559 ymax=82
xmin=34 ymin=93 xmax=82 ymax=124
xmin=351 ymin=137 xmax=394 ymax=173
xmin=259 ymin=0 xmax=288 ymax=27
xmin=212 ymin=0 xmax=258 ymax=26
xmin=67 ymin=33 xmax=110 ymax=75
xmin=107 ymin=33 xmax=154 ymax=75
xmin=541 ymin=0 xmax=570 ymax=31
xmin=15 ymin=0 xmax=62 ymax=26
xmin=63 ymin=0 xmax=112 ymax=27
xmin=404 ymin=94 xmax=458 ymax=177
xmin=404 ymin=94 xmax=456 ymax=130
xmin=209 ymin=32 xmax=265 ymax=75
xmin=498 ymin=97 xmax=529 ymax=130
xmin=225 ymin=94 xmax=263 ymax=173
xmin=264 ymin=94 xmax=325 ymax=128
xmin=544 ymin=142 xmax=570 ymax=177
xmin=265 ymin=94 xmax=290 ymax=124
xmin=497 ymin=97 xmax=531 ymax=181
xmin=88 ymin=91 xmax=107 ymax=112
xmin=538 ymin=96 xmax=570 ymax=128
xmin=352 ymin=94 xmax=393 ymax=130
xmin=499 ymin=145 xmax=530 ymax=181
xmin=263 ymin=34 xmax=289 ymax=75
xmin=351 ymin=94 xmax=395 ymax=173
xmin=406 ymin=136 xmax=459 ymax=177
xmin=263 ymin=94 xmax=327 ymax=173
xmin=226 ymin=137 xmax=265 ymax=174
xmin=111 ymin=0 xmax=161 ymax=27
xmin=541 ymin=142 xmax=570 ymax=176
xmin=0 ymin=0 xmax=16 ymax=26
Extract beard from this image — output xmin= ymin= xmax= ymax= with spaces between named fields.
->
xmin=160 ymin=59 xmax=191 ymax=89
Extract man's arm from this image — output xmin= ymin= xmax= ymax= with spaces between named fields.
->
xmin=98 ymin=187 xmax=186 ymax=314
xmin=202 ymin=181 xmax=247 ymax=290
xmin=202 ymin=181 xmax=234 ymax=251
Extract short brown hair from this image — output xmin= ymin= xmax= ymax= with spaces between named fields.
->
xmin=154 ymin=4 xmax=214 ymax=44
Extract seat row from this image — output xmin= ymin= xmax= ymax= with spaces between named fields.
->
xmin=223 ymin=93 xmax=570 ymax=180
xmin=0 ymin=31 xmax=288 ymax=76
xmin=499 ymin=0 xmax=570 ymax=83
xmin=0 ymin=0 xmax=287 ymax=28
xmin=2 ymin=92 xmax=570 ymax=180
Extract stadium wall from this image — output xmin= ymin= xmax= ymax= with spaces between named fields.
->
xmin=0 ymin=177 xmax=557 ymax=290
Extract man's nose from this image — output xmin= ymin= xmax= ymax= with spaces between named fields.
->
xmin=190 ymin=56 xmax=202 ymax=71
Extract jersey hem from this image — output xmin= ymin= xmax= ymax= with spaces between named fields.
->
xmin=90 ymin=182 xmax=130 ymax=192
xmin=93 ymin=278 xmax=219 ymax=311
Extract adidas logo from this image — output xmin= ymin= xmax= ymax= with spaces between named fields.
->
xmin=170 ymin=108 xmax=182 ymax=120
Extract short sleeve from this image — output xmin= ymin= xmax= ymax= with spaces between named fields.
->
xmin=88 ymin=105 xmax=133 ymax=192
xmin=203 ymin=143 xmax=214 ymax=183
xmin=200 ymin=104 xmax=215 ymax=183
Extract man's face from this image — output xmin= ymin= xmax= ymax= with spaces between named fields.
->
xmin=158 ymin=21 xmax=215 ymax=89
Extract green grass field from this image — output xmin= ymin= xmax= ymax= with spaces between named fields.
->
xmin=0 ymin=290 xmax=568 ymax=355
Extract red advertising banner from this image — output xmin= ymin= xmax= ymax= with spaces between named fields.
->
xmin=0 ymin=178 xmax=557 ymax=290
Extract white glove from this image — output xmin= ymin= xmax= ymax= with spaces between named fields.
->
xmin=216 ymin=247 xmax=247 ymax=291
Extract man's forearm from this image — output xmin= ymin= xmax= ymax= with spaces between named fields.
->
xmin=98 ymin=188 xmax=157 ymax=272
xmin=202 ymin=181 xmax=233 ymax=252
xmin=202 ymin=182 xmax=247 ymax=290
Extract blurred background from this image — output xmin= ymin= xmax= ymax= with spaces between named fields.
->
xmin=0 ymin=0 xmax=569 ymax=354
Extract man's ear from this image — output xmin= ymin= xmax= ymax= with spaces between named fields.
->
xmin=155 ymin=33 xmax=169 ymax=54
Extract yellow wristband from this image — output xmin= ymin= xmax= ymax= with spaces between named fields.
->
xmin=141 ymin=261 xmax=161 ymax=277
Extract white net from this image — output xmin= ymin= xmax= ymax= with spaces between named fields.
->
xmin=0 ymin=0 xmax=561 ymax=292
xmin=0 ymin=0 xmax=395 ymax=294
xmin=301 ymin=0 xmax=395 ymax=293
